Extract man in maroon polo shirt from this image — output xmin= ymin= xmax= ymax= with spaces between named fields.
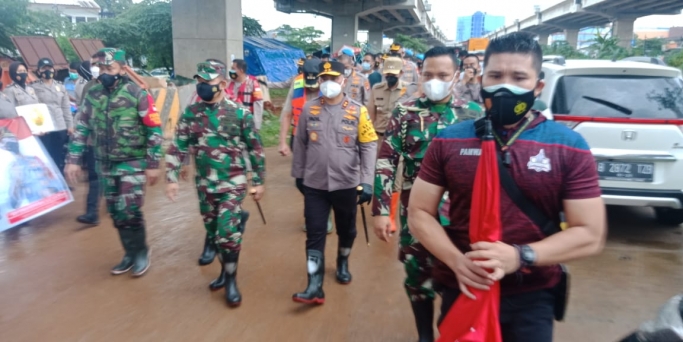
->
xmin=408 ymin=32 xmax=607 ymax=341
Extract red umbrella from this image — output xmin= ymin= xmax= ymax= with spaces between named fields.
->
xmin=437 ymin=119 xmax=502 ymax=342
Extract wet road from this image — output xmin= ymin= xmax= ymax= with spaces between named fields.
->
xmin=1 ymin=148 xmax=683 ymax=342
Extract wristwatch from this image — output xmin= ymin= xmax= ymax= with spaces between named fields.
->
xmin=517 ymin=244 xmax=536 ymax=268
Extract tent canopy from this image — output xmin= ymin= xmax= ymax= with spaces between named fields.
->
xmin=69 ymin=38 xmax=105 ymax=61
xmin=11 ymin=36 xmax=69 ymax=70
xmin=243 ymin=37 xmax=304 ymax=83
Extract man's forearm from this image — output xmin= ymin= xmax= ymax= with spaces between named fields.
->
xmin=408 ymin=208 xmax=463 ymax=270
xmin=530 ymin=226 xmax=604 ymax=266
xmin=279 ymin=112 xmax=292 ymax=144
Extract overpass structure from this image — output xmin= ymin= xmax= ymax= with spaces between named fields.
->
xmin=484 ymin=0 xmax=683 ymax=48
xmin=273 ymin=0 xmax=448 ymax=52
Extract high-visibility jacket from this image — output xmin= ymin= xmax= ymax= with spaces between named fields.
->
xmin=291 ymin=74 xmax=306 ymax=135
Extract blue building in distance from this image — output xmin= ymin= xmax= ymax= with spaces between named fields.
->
xmin=457 ymin=11 xmax=505 ymax=42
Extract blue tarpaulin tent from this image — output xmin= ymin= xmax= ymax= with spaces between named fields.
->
xmin=243 ymin=37 xmax=304 ymax=83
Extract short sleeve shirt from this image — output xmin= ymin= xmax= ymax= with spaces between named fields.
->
xmin=418 ymin=114 xmax=601 ymax=295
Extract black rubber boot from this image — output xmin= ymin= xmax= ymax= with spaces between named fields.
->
xmin=77 ymin=179 xmax=100 ymax=225
xmin=239 ymin=210 xmax=249 ymax=233
xmin=209 ymin=252 xmax=226 ymax=291
xmin=292 ymin=250 xmax=325 ymax=305
xmin=111 ymin=229 xmax=135 ymax=275
xmin=411 ymin=300 xmax=435 ymax=342
xmin=221 ymin=251 xmax=242 ymax=307
xmin=198 ymin=234 xmax=217 ymax=266
xmin=130 ymin=228 xmax=151 ymax=277
xmin=336 ymin=247 xmax=352 ymax=284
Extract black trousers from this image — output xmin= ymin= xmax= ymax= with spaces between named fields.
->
xmin=39 ymin=130 xmax=68 ymax=176
xmin=303 ymin=186 xmax=357 ymax=252
xmin=438 ymin=286 xmax=555 ymax=342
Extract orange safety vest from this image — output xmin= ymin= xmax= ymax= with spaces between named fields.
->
xmin=291 ymin=74 xmax=306 ymax=135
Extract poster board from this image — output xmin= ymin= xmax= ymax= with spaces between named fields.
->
xmin=15 ymin=104 xmax=55 ymax=134
xmin=0 ymin=117 xmax=73 ymax=232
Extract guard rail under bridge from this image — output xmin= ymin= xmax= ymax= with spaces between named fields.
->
xmin=484 ymin=0 xmax=683 ymax=48
xmin=274 ymin=0 xmax=447 ymax=52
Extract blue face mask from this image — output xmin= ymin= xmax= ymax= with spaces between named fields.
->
xmin=69 ymin=72 xmax=79 ymax=80
xmin=361 ymin=62 xmax=372 ymax=71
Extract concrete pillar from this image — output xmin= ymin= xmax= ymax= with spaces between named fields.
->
xmin=538 ymin=33 xmax=549 ymax=46
xmin=172 ymin=0 xmax=243 ymax=78
xmin=613 ymin=17 xmax=636 ymax=48
xmin=564 ymin=28 xmax=579 ymax=49
xmin=367 ymin=30 xmax=383 ymax=52
xmin=332 ymin=15 xmax=358 ymax=54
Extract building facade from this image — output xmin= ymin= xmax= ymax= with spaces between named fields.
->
xmin=456 ymin=12 xmax=505 ymax=42
xmin=28 ymin=0 xmax=100 ymax=24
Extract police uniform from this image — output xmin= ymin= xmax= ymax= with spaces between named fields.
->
xmin=166 ymin=61 xmax=265 ymax=307
xmin=371 ymin=95 xmax=483 ymax=341
xmin=3 ymin=82 xmax=39 ymax=108
xmin=291 ymin=61 xmax=378 ymax=305
xmin=0 ymin=92 xmax=18 ymax=119
xmin=33 ymin=62 xmax=73 ymax=175
xmin=342 ymin=69 xmax=370 ymax=106
xmin=67 ymin=48 xmax=163 ymax=277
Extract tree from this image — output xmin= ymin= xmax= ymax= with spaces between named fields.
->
xmin=93 ymin=0 xmax=134 ymax=17
xmin=666 ymin=49 xmax=683 ymax=71
xmin=276 ymin=25 xmax=325 ymax=54
xmin=0 ymin=0 xmax=28 ymax=52
xmin=587 ymin=32 xmax=631 ymax=59
xmin=243 ymin=15 xmax=265 ymax=37
xmin=541 ymin=41 xmax=588 ymax=59
xmin=392 ymin=33 xmax=428 ymax=54
xmin=632 ymin=37 xmax=665 ymax=57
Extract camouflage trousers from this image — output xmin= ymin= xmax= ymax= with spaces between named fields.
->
xmin=197 ymin=186 xmax=246 ymax=254
xmin=398 ymin=191 xmax=451 ymax=303
xmin=377 ymin=135 xmax=403 ymax=193
xmin=101 ymin=160 xmax=147 ymax=230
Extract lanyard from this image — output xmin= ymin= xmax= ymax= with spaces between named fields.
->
xmin=492 ymin=114 xmax=534 ymax=165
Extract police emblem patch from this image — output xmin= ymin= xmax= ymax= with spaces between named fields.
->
xmin=310 ymin=131 xmax=318 ymax=142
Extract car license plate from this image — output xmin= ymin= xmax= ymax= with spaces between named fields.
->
xmin=596 ymin=161 xmax=653 ymax=182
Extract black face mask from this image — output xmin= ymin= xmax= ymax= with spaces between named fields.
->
xmin=228 ymin=72 xmax=238 ymax=80
xmin=386 ymin=75 xmax=399 ymax=88
xmin=480 ymin=85 xmax=536 ymax=126
xmin=297 ymin=67 xmax=303 ymax=74
xmin=15 ymin=73 xmax=28 ymax=85
xmin=196 ymin=82 xmax=222 ymax=102
xmin=98 ymin=73 xmax=120 ymax=88
xmin=40 ymin=70 xmax=54 ymax=80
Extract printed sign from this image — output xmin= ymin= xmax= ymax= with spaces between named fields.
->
xmin=15 ymin=103 xmax=55 ymax=134
xmin=0 ymin=117 xmax=73 ymax=232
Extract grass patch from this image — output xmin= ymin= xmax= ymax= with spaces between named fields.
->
xmin=270 ymin=88 xmax=289 ymax=99
xmin=260 ymin=110 xmax=281 ymax=148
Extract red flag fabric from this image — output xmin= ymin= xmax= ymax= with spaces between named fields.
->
xmin=437 ymin=136 xmax=503 ymax=342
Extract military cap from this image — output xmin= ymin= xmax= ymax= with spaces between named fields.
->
xmin=303 ymin=58 xmax=321 ymax=86
xmin=383 ymin=57 xmax=403 ymax=75
xmin=194 ymin=60 xmax=227 ymax=81
xmin=37 ymin=58 xmax=54 ymax=69
xmin=96 ymin=48 xmax=126 ymax=66
xmin=318 ymin=61 xmax=344 ymax=77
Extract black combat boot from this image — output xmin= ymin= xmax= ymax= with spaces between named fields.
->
xmin=336 ymin=247 xmax=352 ymax=284
xmin=198 ymin=234 xmax=217 ymax=266
xmin=111 ymin=229 xmax=135 ymax=275
xmin=221 ymin=251 xmax=242 ymax=307
xmin=77 ymin=179 xmax=100 ymax=225
xmin=292 ymin=250 xmax=325 ymax=305
xmin=130 ymin=228 xmax=151 ymax=277
xmin=411 ymin=300 xmax=435 ymax=342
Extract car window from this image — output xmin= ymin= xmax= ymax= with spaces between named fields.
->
xmin=551 ymin=75 xmax=683 ymax=119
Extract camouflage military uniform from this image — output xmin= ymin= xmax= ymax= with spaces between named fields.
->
xmin=372 ymin=96 xmax=483 ymax=302
xmin=165 ymin=97 xmax=265 ymax=254
xmin=67 ymin=48 xmax=162 ymax=277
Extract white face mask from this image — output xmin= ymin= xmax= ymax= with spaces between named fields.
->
xmin=90 ymin=66 xmax=100 ymax=78
xmin=422 ymin=74 xmax=456 ymax=102
xmin=320 ymin=80 xmax=342 ymax=98
xmin=344 ymin=69 xmax=353 ymax=78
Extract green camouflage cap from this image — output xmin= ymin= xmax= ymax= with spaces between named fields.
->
xmin=194 ymin=60 xmax=227 ymax=81
xmin=96 ymin=48 xmax=126 ymax=65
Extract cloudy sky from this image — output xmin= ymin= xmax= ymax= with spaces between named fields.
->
xmin=242 ymin=0 xmax=683 ymax=41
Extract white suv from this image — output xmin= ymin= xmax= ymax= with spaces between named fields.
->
xmin=540 ymin=58 xmax=683 ymax=225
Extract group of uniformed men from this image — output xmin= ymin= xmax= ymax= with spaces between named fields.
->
xmin=54 ymin=40 xmax=482 ymax=342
